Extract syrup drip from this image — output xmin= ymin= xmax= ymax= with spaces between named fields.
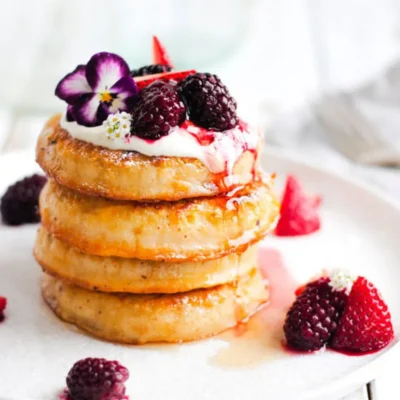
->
xmin=210 ymin=246 xmax=298 ymax=368
xmin=184 ymin=120 xmax=260 ymax=192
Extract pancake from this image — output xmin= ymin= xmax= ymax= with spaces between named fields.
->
xmin=36 ymin=114 xmax=262 ymax=201
xmin=40 ymin=178 xmax=279 ymax=261
xmin=41 ymin=268 xmax=268 ymax=344
xmin=34 ymin=226 xmax=258 ymax=293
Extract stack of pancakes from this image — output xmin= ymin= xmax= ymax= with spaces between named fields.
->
xmin=34 ymin=115 xmax=280 ymax=344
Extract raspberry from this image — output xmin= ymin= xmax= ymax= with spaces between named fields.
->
xmin=178 ymin=73 xmax=238 ymax=131
xmin=275 ymin=175 xmax=322 ymax=237
xmin=66 ymin=358 xmax=129 ymax=400
xmin=0 ymin=296 xmax=7 ymax=322
xmin=131 ymin=64 xmax=172 ymax=77
xmin=131 ymin=80 xmax=186 ymax=140
xmin=331 ymin=277 xmax=394 ymax=353
xmin=1 ymin=174 xmax=47 ymax=226
xmin=284 ymin=278 xmax=347 ymax=351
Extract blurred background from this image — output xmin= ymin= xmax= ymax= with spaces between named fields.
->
xmin=1 ymin=0 xmax=399 ymax=191
xmin=1 ymin=2 xmax=399 ymax=397
xmin=3 ymin=0 xmax=399 ymax=112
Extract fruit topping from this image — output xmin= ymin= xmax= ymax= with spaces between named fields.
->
xmin=1 ymin=174 xmax=47 ymax=226
xmin=0 ymin=296 xmax=7 ymax=322
xmin=131 ymin=80 xmax=186 ymax=140
xmin=284 ymin=271 xmax=394 ymax=354
xmin=134 ymin=70 xmax=195 ymax=90
xmin=284 ymin=277 xmax=348 ymax=351
xmin=275 ymin=175 xmax=321 ymax=237
xmin=178 ymin=73 xmax=238 ymax=131
xmin=152 ymin=35 xmax=173 ymax=67
xmin=331 ymin=276 xmax=394 ymax=353
xmin=131 ymin=64 xmax=172 ymax=77
xmin=65 ymin=357 xmax=129 ymax=400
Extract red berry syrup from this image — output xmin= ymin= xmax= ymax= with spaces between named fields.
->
xmin=211 ymin=245 xmax=298 ymax=367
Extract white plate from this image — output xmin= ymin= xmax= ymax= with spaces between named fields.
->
xmin=0 ymin=148 xmax=399 ymax=400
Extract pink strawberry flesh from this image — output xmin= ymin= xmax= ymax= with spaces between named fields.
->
xmin=135 ymin=70 xmax=195 ymax=90
xmin=331 ymin=276 xmax=394 ymax=353
xmin=275 ymin=175 xmax=322 ymax=237
xmin=152 ymin=35 xmax=174 ymax=68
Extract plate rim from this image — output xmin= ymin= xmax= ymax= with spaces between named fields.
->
xmin=0 ymin=147 xmax=399 ymax=400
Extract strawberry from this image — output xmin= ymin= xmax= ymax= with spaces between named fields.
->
xmin=331 ymin=277 xmax=394 ymax=353
xmin=0 ymin=296 xmax=7 ymax=322
xmin=152 ymin=35 xmax=174 ymax=68
xmin=275 ymin=175 xmax=321 ymax=237
xmin=134 ymin=70 xmax=195 ymax=90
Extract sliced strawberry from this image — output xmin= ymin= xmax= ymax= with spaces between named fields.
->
xmin=331 ymin=277 xmax=394 ymax=353
xmin=152 ymin=35 xmax=174 ymax=67
xmin=134 ymin=70 xmax=195 ymax=90
xmin=0 ymin=296 xmax=7 ymax=322
xmin=275 ymin=175 xmax=322 ymax=237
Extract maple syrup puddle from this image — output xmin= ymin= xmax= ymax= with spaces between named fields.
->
xmin=210 ymin=246 xmax=298 ymax=368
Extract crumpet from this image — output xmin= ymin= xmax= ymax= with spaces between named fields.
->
xmin=41 ymin=269 xmax=268 ymax=344
xmin=35 ymin=227 xmax=257 ymax=293
xmin=39 ymin=178 xmax=279 ymax=261
xmin=36 ymin=115 xmax=262 ymax=201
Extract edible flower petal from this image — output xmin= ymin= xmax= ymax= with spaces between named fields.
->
xmin=55 ymin=65 xmax=91 ymax=104
xmin=66 ymin=105 xmax=75 ymax=122
xmin=86 ymin=52 xmax=131 ymax=92
xmin=72 ymin=94 xmax=103 ymax=127
xmin=55 ymin=52 xmax=138 ymax=127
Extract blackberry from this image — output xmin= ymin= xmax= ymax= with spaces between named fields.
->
xmin=131 ymin=80 xmax=186 ymax=140
xmin=284 ymin=278 xmax=347 ymax=351
xmin=178 ymin=73 xmax=238 ymax=131
xmin=131 ymin=64 xmax=172 ymax=77
xmin=66 ymin=358 xmax=129 ymax=400
xmin=1 ymin=174 xmax=47 ymax=226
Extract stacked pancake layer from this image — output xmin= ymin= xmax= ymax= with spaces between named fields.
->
xmin=35 ymin=115 xmax=280 ymax=344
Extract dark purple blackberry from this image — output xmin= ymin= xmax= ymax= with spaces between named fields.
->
xmin=1 ymin=174 xmax=47 ymax=226
xmin=284 ymin=278 xmax=348 ymax=352
xmin=131 ymin=80 xmax=186 ymax=140
xmin=66 ymin=358 xmax=129 ymax=400
xmin=178 ymin=73 xmax=238 ymax=131
xmin=131 ymin=64 xmax=172 ymax=77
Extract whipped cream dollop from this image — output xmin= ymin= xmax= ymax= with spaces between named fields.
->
xmin=60 ymin=113 xmax=260 ymax=174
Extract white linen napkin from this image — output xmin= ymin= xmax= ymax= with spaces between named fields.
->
xmin=265 ymin=62 xmax=400 ymax=198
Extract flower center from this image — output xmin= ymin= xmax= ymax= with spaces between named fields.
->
xmin=99 ymin=91 xmax=116 ymax=105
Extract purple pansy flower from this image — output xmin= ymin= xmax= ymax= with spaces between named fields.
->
xmin=55 ymin=53 xmax=138 ymax=127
